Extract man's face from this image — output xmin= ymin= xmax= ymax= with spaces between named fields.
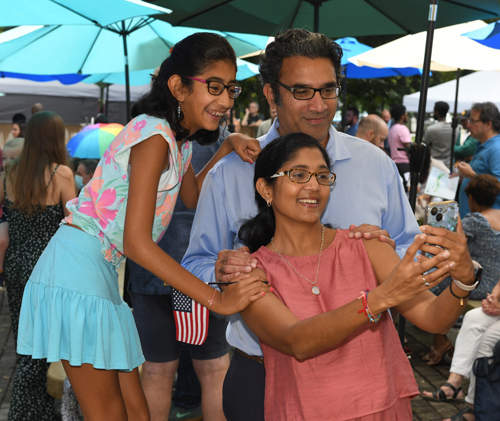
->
xmin=468 ymin=109 xmax=490 ymax=143
xmin=76 ymin=164 xmax=93 ymax=185
xmin=249 ymin=103 xmax=259 ymax=114
xmin=267 ymin=56 xmax=338 ymax=147
xmin=345 ymin=110 xmax=355 ymax=125
xmin=401 ymin=112 xmax=408 ymax=124
xmin=381 ymin=110 xmax=391 ymax=124
xmin=374 ymin=125 xmax=389 ymax=149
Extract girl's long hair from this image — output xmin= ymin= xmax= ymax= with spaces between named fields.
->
xmin=239 ymin=133 xmax=332 ymax=253
xmin=132 ymin=32 xmax=236 ymax=146
xmin=7 ymin=111 xmax=69 ymax=215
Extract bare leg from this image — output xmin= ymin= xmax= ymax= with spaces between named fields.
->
xmin=119 ymin=368 xmax=150 ymax=421
xmin=193 ymin=354 xmax=230 ymax=421
xmin=141 ymin=360 xmax=178 ymax=421
xmin=62 ymin=361 xmax=128 ymax=421
xmin=421 ymin=372 xmax=465 ymax=399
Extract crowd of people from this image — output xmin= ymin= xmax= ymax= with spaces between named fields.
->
xmin=0 ymin=28 xmax=497 ymax=421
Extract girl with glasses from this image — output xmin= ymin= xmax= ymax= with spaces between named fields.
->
xmin=17 ymin=32 xmax=268 ymax=420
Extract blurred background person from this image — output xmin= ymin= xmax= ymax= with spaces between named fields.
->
xmin=256 ymin=107 xmax=277 ymax=138
xmin=344 ymin=105 xmax=359 ymax=136
xmin=241 ymin=101 xmax=263 ymax=128
xmin=94 ymin=113 xmax=109 ymax=124
xmin=454 ymin=110 xmax=480 ymax=164
xmin=222 ymin=108 xmax=241 ymax=133
xmin=356 ymin=114 xmax=388 ymax=150
xmin=11 ymin=114 xmax=27 ymax=140
xmin=0 ymin=138 xmax=25 ymax=290
xmin=422 ymin=175 xmax=500 ymax=368
xmin=31 ymin=102 xmax=44 ymax=115
xmin=423 ymin=101 xmax=455 ymax=170
xmin=74 ymin=159 xmax=98 ymax=195
xmin=0 ymin=111 xmax=75 ymax=420
xmin=388 ymin=104 xmax=411 ymax=193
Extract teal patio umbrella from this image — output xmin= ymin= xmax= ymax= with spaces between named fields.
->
xmin=0 ymin=20 xmax=268 ymax=120
xmin=146 ymin=0 xmax=500 ymax=37
xmin=0 ymin=0 xmax=170 ymax=26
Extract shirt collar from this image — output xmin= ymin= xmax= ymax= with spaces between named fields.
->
xmin=260 ymin=118 xmax=352 ymax=166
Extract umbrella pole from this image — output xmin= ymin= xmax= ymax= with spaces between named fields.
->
xmin=121 ymin=21 xmax=131 ymax=122
xmin=399 ymin=0 xmax=439 ymax=347
xmin=450 ymin=68 xmax=461 ymax=172
xmin=105 ymin=84 xmax=110 ymax=117
xmin=313 ymin=1 xmax=321 ymax=33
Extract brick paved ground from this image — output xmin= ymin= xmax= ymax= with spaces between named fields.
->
xmin=0 ymin=287 xmax=470 ymax=420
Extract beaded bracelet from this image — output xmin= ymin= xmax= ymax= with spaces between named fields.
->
xmin=448 ymin=282 xmax=470 ymax=306
xmin=358 ymin=290 xmax=382 ymax=323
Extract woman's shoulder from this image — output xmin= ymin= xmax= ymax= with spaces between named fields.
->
xmin=463 ymin=212 xmax=489 ymax=227
xmin=52 ymin=164 xmax=73 ymax=179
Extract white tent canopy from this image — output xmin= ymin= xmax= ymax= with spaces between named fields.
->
xmin=403 ymin=70 xmax=500 ymax=113
xmin=349 ymin=20 xmax=500 ymax=72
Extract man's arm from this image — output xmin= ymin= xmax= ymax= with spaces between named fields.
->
xmin=454 ymin=137 xmax=479 ymax=160
xmin=181 ymin=170 xmax=235 ymax=283
xmin=383 ymin=159 xmax=421 ymax=258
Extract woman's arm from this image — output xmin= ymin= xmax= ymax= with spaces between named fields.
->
xmin=180 ymin=133 xmax=261 ymax=208
xmin=54 ymin=165 xmax=76 ymax=216
xmin=123 ymin=134 xmax=268 ymax=315
xmin=240 ymin=236 xmax=452 ymax=360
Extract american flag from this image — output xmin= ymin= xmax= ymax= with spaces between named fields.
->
xmin=171 ymin=288 xmax=209 ymax=345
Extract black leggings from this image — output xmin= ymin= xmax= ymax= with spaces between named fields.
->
xmin=223 ymin=350 xmax=265 ymax=421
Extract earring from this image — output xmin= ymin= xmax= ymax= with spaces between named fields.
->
xmin=177 ymin=102 xmax=181 ymax=118
xmin=267 ymin=199 xmax=272 ymax=207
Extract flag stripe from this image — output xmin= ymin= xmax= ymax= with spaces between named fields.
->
xmin=172 ymin=288 xmax=209 ymax=345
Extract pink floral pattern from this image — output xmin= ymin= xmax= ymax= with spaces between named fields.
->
xmin=65 ymin=115 xmax=192 ymax=266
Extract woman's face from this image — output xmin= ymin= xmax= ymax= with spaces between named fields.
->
xmin=11 ymin=123 xmax=20 ymax=138
xmin=180 ymin=60 xmax=237 ymax=136
xmin=266 ymin=147 xmax=331 ymax=225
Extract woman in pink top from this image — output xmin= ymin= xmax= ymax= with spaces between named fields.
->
xmin=388 ymin=104 xmax=411 ymax=192
xmin=238 ymin=133 xmax=477 ymax=420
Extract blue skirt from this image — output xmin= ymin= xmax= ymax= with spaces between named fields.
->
xmin=17 ymin=225 xmax=145 ymax=371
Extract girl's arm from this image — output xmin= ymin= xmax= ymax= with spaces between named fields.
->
xmin=240 ymin=235 xmax=452 ymax=360
xmin=180 ymin=133 xmax=261 ymax=208
xmin=123 ymin=134 xmax=268 ymax=315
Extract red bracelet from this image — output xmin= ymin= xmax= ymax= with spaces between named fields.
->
xmin=357 ymin=290 xmax=381 ymax=323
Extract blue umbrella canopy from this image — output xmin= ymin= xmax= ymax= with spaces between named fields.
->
xmin=82 ymin=59 xmax=259 ymax=85
xmin=0 ymin=20 xmax=269 ymax=75
xmin=0 ymin=0 xmax=170 ymax=26
xmin=463 ymin=22 xmax=500 ymax=49
xmin=336 ymin=37 xmax=423 ymax=79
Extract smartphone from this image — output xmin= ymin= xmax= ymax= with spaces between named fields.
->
xmin=424 ymin=200 xmax=459 ymax=231
xmin=423 ymin=200 xmax=459 ymax=262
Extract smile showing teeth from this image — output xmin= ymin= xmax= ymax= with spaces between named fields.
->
xmin=298 ymin=199 xmax=318 ymax=204
xmin=207 ymin=110 xmax=224 ymax=117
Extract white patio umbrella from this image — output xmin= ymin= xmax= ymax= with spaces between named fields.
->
xmin=348 ymin=20 xmax=500 ymax=71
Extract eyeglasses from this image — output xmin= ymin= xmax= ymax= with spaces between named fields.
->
xmin=188 ymin=77 xmax=242 ymax=99
xmin=468 ymin=118 xmax=482 ymax=124
xmin=269 ymin=168 xmax=336 ymax=186
xmin=277 ymin=81 xmax=340 ymax=100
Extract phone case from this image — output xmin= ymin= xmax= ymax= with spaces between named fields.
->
xmin=424 ymin=200 xmax=459 ymax=232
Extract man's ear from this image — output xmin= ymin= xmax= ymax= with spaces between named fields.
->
xmin=263 ymin=84 xmax=276 ymax=108
xmin=168 ymin=74 xmax=187 ymax=103
xmin=367 ymin=129 xmax=375 ymax=142
xmin=256 ymin=177 xmax=273 ymax=204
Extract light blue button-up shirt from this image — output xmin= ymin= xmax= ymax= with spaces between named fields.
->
xmin=182 ymin=120 xmax=420 ymax=356
xmin=458 ymin=134 xmax=500 ymax=218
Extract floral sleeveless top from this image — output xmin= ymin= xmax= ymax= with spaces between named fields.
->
xmin=65 ymin=114 xmax=192 ymax=267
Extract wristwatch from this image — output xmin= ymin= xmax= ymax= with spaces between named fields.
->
xmin=452 ymin=260 xmax=482 ymax=292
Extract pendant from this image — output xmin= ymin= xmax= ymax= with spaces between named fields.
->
xmin=312 ymin=286 xmax=320 ymax=295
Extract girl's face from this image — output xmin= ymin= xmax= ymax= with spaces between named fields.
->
xmin=11 ymin=123 xmax=20 ymax=138
xmin=265 ymin=147 xmax=332 ymax=226
xmin=181 ymin=60 xmax=237 ymax=136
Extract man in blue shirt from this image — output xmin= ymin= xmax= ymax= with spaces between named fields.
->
xmin=345 ymin=105 xmax=360 ymax=136
xmin=181 ymin=29 xmax=421 ymax=420
xmin=457 ymin=102 xmax=500 ymax=218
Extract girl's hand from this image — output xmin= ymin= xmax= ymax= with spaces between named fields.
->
xmin=376 ymin=234 xmax=455 ymax=310
xmin=225 ymin=133 xmax=261 ymax=164
xmin=214 ymin=272 xmax=271 ymax=315
xmin=482 ymin=294 xmax=500 ymax=317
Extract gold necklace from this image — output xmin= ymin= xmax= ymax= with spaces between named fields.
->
xmin=271 ymin=225 xmax=325 ymax=296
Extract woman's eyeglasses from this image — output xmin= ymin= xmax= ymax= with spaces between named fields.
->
xmin=269 ymin=168 xmax=336 ymax=186
xmin=188 ymin=77 xmax=242 ymax=99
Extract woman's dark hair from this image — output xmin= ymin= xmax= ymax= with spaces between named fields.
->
xmin=132 ymin=32 xmax=236 ymax=145
xmin=13 ymin=121 xmax=26 ymax=138
xmin=464 ymin=174 xmax=500 ymax=208
xmin=239 ymin=133 xmax=332 ymax=253
xmin=7 ymin=111 xmax=69 ymax=215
